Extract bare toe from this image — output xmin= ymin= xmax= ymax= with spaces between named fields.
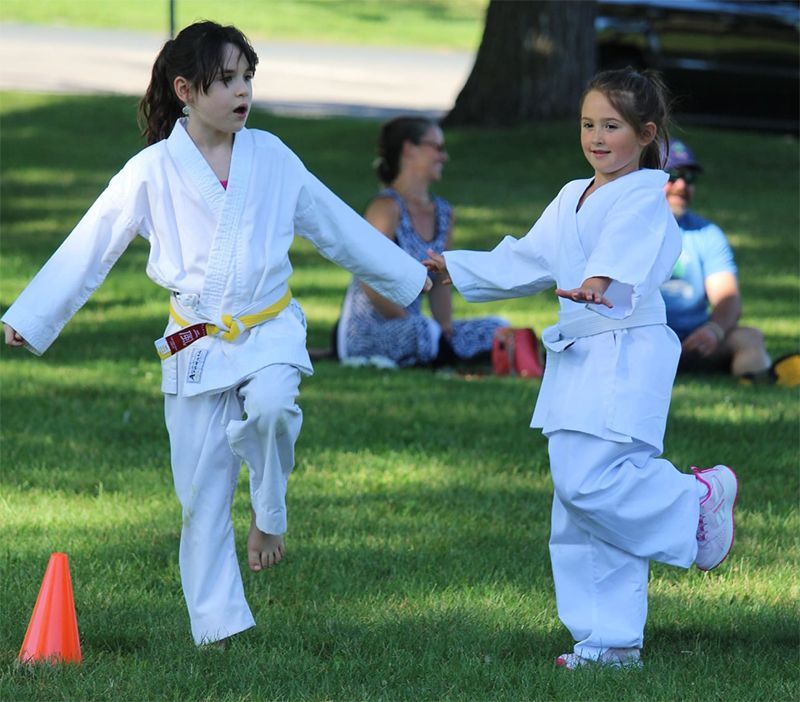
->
xmin=200 ymin=637 xmax=229 ymax=651
xmin=247 ymin=511 xmax=284 ymax=572
xmin=248 ymin=553 xmax=263 ymax=572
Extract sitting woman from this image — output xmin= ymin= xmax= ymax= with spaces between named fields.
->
xmin=336 ymin=116 xmax=508 ymax=367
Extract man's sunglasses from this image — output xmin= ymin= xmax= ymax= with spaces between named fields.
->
xmin=667 ymin=168 xmax=699 ymax=185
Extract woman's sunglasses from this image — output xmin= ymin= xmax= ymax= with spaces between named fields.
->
xmin=418 ymin=140 xmax=447 ymax=154
xmin=667 ymin=168 xmax=699 ymax=185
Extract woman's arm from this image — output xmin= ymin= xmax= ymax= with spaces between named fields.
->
xmin=360 ymin=196 xmax=410 ymax=319
xmin=427 ymin=212 xmax=454 ymax=335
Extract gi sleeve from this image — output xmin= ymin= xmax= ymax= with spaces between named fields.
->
xmin=443 ymin=199 xmax=558 ymax=302
xmin=294 ymin=169 xmax=427 ymax=308
xmin=1 ymin=167 xmax=146 ymax=355
xmin=583 ymin=185 xmax=681 ymax=319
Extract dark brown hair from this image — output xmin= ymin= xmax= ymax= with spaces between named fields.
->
xmin=138 ymin=21 xmax=258 ymax=145
xmin=581 ymin=68 xmax=671 ymax=169
xmin=375 ymin=116 xmax=439 ymax=185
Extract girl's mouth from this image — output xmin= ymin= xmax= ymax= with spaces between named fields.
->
xmin=234 ymin=105 xmax=248 ymax=116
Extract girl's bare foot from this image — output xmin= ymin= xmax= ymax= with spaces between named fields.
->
xmin=247 ymin=509 xmax=284 ymax=571
xmin=200 ymin=637 xmax=228 ymax=651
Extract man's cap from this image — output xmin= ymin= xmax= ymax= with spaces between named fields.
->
xmin=665 ymin=140 xmax=703 ymax=172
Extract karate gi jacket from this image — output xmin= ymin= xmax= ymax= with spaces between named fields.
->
xmin=445 ymin=169 xmax=682 ymax=451
xmin=2 ymin=120 xmax=428 ymax=396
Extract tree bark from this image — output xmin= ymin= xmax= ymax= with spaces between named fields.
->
xmin=444 ymin=0 xmax=596 ymax=127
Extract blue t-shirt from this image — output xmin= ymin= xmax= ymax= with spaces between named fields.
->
xmin=660 ymin=211 xmax=737 ymax=339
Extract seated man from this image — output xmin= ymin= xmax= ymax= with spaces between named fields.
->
xmin=660 ymin=140 xmax=772 ymax=379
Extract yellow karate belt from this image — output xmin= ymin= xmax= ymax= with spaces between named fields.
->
xmin=154 ymin=288 xmax=292 ymax=360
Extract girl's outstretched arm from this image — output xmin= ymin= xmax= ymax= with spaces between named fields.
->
xmin=4 ymin=324 xmax=25 ymax=347
xmin=555 ymin=276 xmax=613 ymax=308
xmin=422 ymin=249 xmax=451 ymax=285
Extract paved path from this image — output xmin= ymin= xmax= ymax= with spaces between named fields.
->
xmin=0 ymin=23 xmax=474 ymax=118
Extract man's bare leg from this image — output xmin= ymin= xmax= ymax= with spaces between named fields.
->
xmin=726 ymin=326 xmax=771 ymax=377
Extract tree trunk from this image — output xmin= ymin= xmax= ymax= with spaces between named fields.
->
xmin=444 ymin=0 xmax=596 ymax=127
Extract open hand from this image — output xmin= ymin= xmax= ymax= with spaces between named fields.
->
xmin=422 ymin=249 xmax=451 ymax=285
xmin=554 ymin=286 xmax=613 ymax=308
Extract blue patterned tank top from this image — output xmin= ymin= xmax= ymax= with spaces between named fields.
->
xmin=380 ymin=187 xmax=451 ymax=314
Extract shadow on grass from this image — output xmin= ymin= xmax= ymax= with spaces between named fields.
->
xmin=648 ymin=586 xmax=800 ymax=660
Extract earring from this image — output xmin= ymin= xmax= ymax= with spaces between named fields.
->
xmin=181 ymin=104 xmax=190 ymax=117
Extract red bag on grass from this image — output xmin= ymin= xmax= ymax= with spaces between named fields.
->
xmin=492 ymin=327 xmax=544 ymax=378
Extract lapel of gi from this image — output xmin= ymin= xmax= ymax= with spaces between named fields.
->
xmin=198 ymin=127 xmax=253 ymax=317
xmin=167 ymin=118 xmax=227 ymax=217
xmin=558 ymin=180 xmax=591 ymax=284
xmin=166 ymin=121 xmax=254 ymax=320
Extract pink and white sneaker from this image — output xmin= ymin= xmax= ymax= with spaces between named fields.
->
xmin=693 ymin=465 xmax=738 ymax=571
xmin=555 ymin=648 xmax=642 ymax=670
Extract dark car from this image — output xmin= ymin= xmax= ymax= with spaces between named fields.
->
xmin=596 ymin=0 xmax=800 ymax=131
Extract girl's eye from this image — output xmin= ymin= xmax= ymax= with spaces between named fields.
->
xmin=582 ymin=122 xmax=592 ymax=129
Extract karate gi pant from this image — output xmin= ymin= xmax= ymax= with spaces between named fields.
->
xmin=547 ymin=430 xmax=700 ymax=659
xmin=165 ymin=363 xmax=303 ymax=645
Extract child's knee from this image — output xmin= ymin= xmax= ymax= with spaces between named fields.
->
xmin=550 ymin=448 xmax=618 ymax=508
xmin=727 ymin=325 xmax=765 ymax=353
xmin=249 ymin=393 xmax=300 ymax=436
xmin=552 ymin=469 xmax=594 ymax=507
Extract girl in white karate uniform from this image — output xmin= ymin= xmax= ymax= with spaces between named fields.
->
xmin=424 ymin=69 xmax=738 ymax=669
xmin=2 ymin=21 xmax=429 ymax=646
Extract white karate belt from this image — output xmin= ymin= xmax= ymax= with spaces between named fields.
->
xmin=541 ymin=298 xmax=666 ymax=353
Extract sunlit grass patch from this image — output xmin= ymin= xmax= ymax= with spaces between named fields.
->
xmin=1 ymin=0 xmax=488 ymax=50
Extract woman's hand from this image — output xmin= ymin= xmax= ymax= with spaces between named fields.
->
xmin=4 ymin=324 xmax=25 ymax=347
xmin=422 ymin=249 xmax=451 ymax=285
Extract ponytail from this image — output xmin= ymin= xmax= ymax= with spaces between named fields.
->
xmin=374 ymin=116 xmax=438 ymax=185
xmin=138 ymin=21 xmax=258 ymax=145
xmin=139 ymin=41 xmax=184 ymax=145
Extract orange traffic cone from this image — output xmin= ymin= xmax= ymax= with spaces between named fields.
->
xmin=18 ymin=552 xmax=82 ymax=664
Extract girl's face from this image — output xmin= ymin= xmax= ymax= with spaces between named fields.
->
xmin=179 ymin=43 xmax=253 ymax=141
xmin=403 ymin=126 xmax=449 ymax=183
xmin=580 ymin=89 xmax=654 ymax=185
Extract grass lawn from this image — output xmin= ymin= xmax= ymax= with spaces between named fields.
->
xmin=0 ymin=0 xmax=488 ymax=50
xmin=0 ymin=92 xmax=798 ymax=700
